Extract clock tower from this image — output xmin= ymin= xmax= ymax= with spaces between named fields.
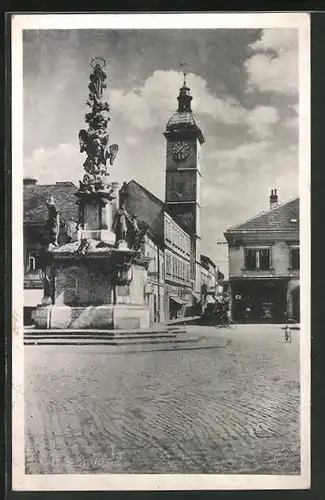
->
xmin=164 ymin=75 xmax=205 ymax=296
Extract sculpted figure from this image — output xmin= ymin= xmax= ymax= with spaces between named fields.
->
xmin=45 ymin=195 xmax=60 ymax=247
xmin=113 ymin=205 xmax=128 ymax=247
xmin=39 ymin=248 xmax=53 ymax=305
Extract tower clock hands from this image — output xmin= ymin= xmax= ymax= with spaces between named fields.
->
xmin=173 ymin=141 xmax=190 ymax=160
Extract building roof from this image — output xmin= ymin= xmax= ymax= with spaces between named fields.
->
xmin=24 ymin=181 xmax=79 ymax=225
xmin=225 ymin=197 xmax=299 ymax=233
xmin=126 ymin=179 xmax=190 ymax=236
xmin=166 ymin=111 xmax=198 ymax=129
xmin=201 ymin=254 xmax=216 ymax=269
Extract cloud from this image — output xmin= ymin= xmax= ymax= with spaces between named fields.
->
xmin=24 ymin=143 xmax=81 ymax=185
xmin=125 ymin=135 xmax=140 ymax=147
xmin=109 ymin=70 xmax=279 ymax=141
xmin=246 ymin=106 xmax=279 ymax=139
xmin=283 ymin=116 xmax=298 ymax=129
xmin=109 ymin=70 xmax=247 ymax=131
xmin=208 ymin=140 xmax=271 ymax=163
xmin=250 ymin=28 xmax=298 ymax=53
xmin=202 ymin=140 xmax=298 ymax=219
xmin=245 ymin=28 xmax=298 ymax=95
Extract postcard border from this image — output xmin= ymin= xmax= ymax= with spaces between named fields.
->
xmin=10 ymin=12 xmax=311 ymax=492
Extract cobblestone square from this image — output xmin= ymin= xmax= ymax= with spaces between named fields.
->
xmin=25 ymin=325 xmax=300 ymax=474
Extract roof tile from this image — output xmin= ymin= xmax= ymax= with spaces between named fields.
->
xmin=24 ymin=183 xmax=79 ymax=224
xmin=225 ymin=198 xmax=299 ymax=233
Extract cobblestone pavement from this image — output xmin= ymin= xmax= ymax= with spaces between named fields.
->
xmin=25 ymin=325 xmax=300 ymax=475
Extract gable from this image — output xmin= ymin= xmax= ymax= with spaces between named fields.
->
xmin=225 ymin=198 xmax=299 ymax=233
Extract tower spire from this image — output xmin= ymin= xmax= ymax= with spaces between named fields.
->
xmin=180 ymin=62 xmax=187 ymax=87
xmin=177 ymin=62 xmax=192 ymax=112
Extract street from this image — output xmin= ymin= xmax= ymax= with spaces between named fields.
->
xmin=25 ymin=325 xmax=300 ymax=475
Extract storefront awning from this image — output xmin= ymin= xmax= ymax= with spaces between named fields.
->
xmin=170 ymin=295 xmax=188 ymax=306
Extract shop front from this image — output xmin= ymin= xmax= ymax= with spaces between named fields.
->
xmin=231 ymin=278 xmax=288 ymax=323
xmin=169 ymin=295 xmax=188 ymax=319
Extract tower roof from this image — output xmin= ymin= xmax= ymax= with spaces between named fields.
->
xmin=166 ymin=110 xmax=198 ymax=128
xmin=165 ymin=81 xmax=204 ymax=143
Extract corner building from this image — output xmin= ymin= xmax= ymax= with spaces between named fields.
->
xmin=224 ymin=191 xmax=300 ymax=324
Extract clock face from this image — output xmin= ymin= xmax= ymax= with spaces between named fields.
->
xmin=172 ymin=141 xmax=191 ymax=161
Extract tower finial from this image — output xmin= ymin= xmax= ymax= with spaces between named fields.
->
xmin=180 ymin=62 xmax=188 ymax=87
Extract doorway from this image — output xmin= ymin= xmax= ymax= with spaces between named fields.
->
xmin=291 ymin=286 xmax=300 ymax=322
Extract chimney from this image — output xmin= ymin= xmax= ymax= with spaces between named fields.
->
xmin=23 ymin=177 xmax=38 ymax=186
xmin=269 ymin=188 xmax=278 ymax=210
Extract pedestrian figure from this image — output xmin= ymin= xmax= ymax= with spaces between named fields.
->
xmin=284 ymin=324 xmax=292 ymax=343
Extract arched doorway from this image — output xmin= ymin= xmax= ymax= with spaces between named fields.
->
xmin=291 ymin=286 xmax=300 ymax=322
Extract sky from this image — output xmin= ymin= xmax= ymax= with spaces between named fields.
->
xmin=23 ymin=28 xmax=299 ymax=276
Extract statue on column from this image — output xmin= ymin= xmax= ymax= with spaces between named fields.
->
xmin=45 ymin=195 xmax=60 ymax=248
xmin=113 ymin=204 xmax=128 ymax=248
xmin=39 ymin=247 xmax=53 ymax=305
xmin=78 ymin=57 xmax=119 ymax=194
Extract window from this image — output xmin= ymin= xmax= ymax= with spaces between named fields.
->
xmin=244 ymin=248 xmax=270 ymax=271
xmin=259 ymin=249 xmax=270 ymax=271
xmin=291 ymin=247 xmax=300 ymax=270
xmin=244 ymin=249 xmax=256 ymax=270
xmin=160 ymin=258 xmax=164 ymax=279
xmin=166 ymin=252 xmax=172 ymax=276
xmin=165 ymin=220 xmax=169 ymax=242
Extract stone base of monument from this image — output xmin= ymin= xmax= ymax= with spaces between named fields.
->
xmin=112 ymin=304 xmax=150 ymax=330
xmin=33 ymin=305 xmax=53 ymax=330
xmin=34 ymin=303 xmax=150 ymax=330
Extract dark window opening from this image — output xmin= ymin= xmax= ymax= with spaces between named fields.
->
xmin=259 ymin=249 xmax=270 ymax=270
xmin=245 ymin=249 xmax=256 ymax=270
xmin=244 ymin=248 xmax=270 ymax=271
xmin=291 ymin=248 xmax=300 ymax=270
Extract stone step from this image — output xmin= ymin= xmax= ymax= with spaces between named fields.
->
xmin=24 ymin=335 xmax=199 ymax=347
xmin=24 ymin=332 xmax=178 ymax=341
xmin=24 ymin=327 xmax=185 ymax=335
